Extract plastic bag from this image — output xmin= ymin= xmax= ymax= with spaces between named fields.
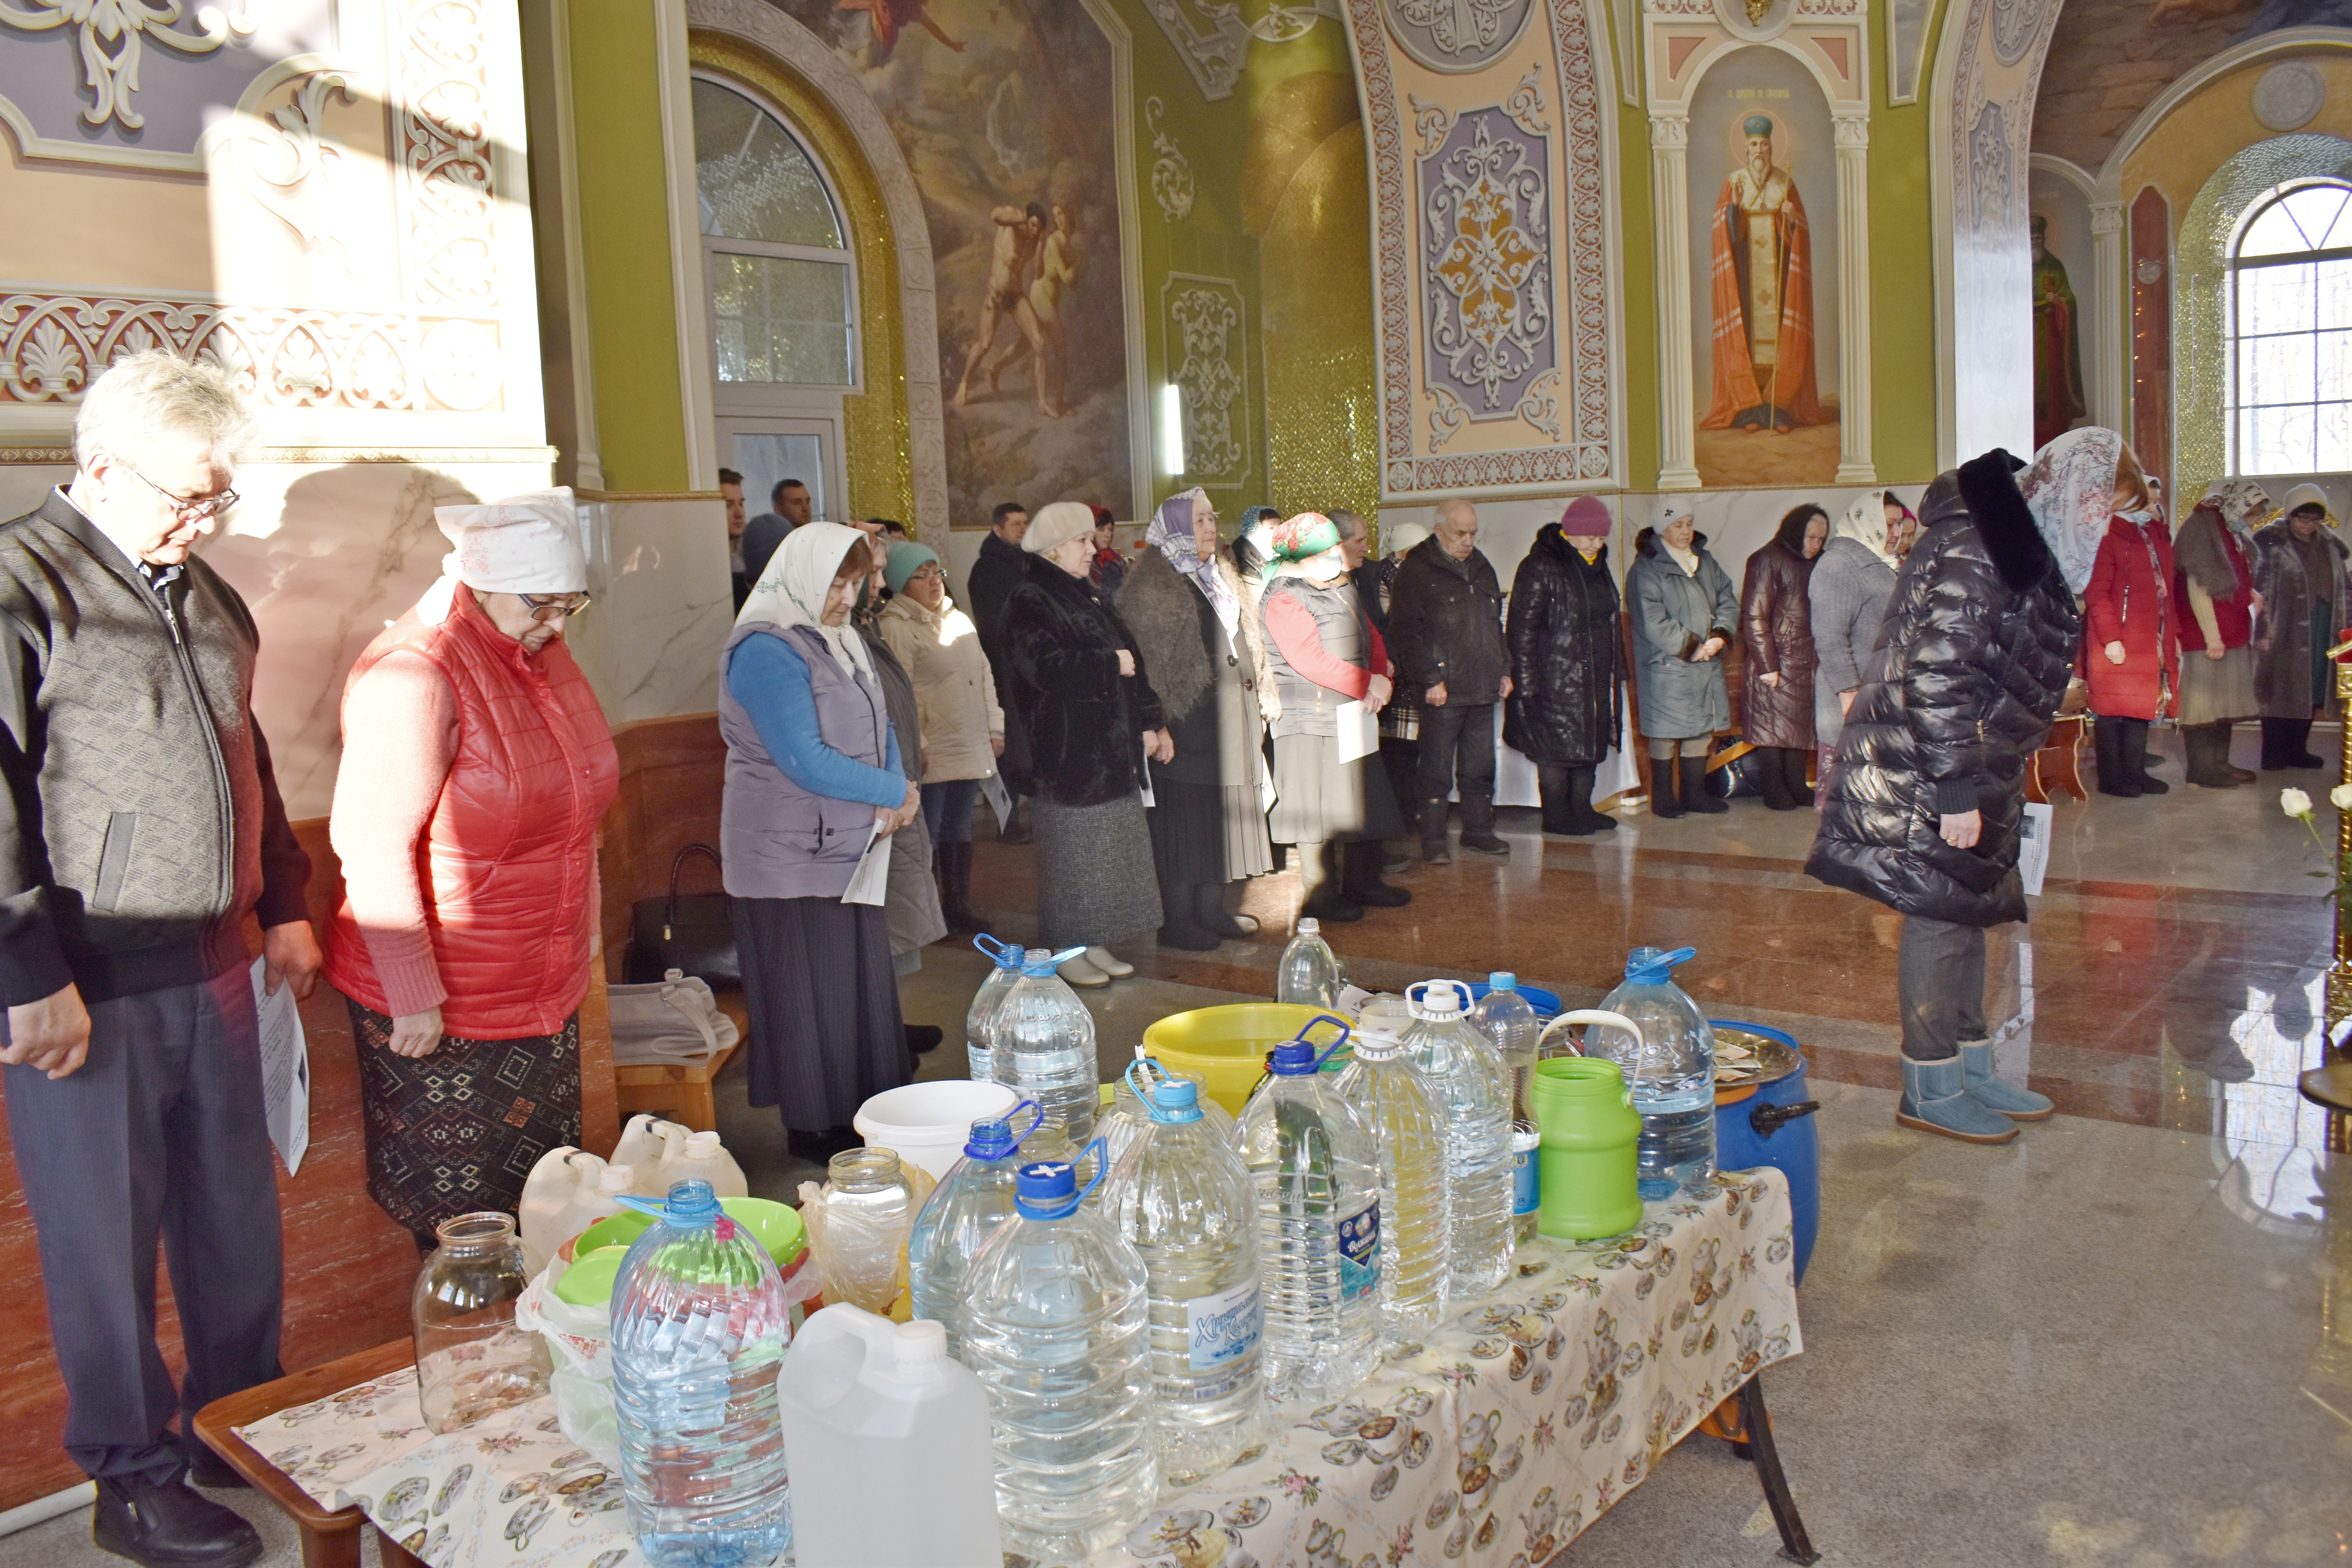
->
xmin=514 ymin=1274 xmax=618 ymax=1468
xmin=796 ymin=1160 xmax=936 ymax=1316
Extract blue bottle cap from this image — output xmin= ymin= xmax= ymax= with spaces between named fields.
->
xmin=975 ymin=933 xmax=1023 ymax=969
xmin=1490 ymin=971 xmax=1516 ymax=990
xmin=965 ymin=1099 xmax=1043 ymax=1159
xmin=1020 ymin=946 xmax=1088 ymax=977
xmin=1013 ymin=1143 xmax=1107 ymax=1219
xmin=1624 ymin=946 xmax=1697 ymax=985
xmin=614 ymin=1179 xmax=723 ymax=1231
xmin=1146 ymin=1078 xmax=1203 ymax=1123
xmin=1266 ymin=1014 xmax=1353 ymax=1076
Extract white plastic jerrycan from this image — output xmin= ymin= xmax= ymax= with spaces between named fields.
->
xmin=662 ymin=1129 xmax=748 ymax=1199
xmin=777 ymin=1305 xmax=1000 ymax=1568
xmin=518 ymin=1147 xmax=607 ymax=1276
xmin=610 ymin=1114 xmax=684 ymax=1191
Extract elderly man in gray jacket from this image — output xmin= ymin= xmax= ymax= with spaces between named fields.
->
xmin=1386 ymin=499 xmax=1514 ymax=862
xmin=0 ymin=354 xmax=318 ymax=1568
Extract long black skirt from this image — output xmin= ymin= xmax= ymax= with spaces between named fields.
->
xmin=734 ymin=895 xmax=906 ymax=1132
xmin=349 ymin=1001 xmax=581 ymax=1249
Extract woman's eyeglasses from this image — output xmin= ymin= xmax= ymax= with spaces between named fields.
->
xmin=518 ymin=592 xmax=592 ymax=622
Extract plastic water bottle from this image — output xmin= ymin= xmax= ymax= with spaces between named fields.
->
xmin=962 ymin=1150 xmax=1156 ymax=1560
xmin=607 ymin=1181 xmax=792 ymax=1568
xmin=989 ymin=946 xmax=1099 ymax=1145
xmin=1275 ymin=918 xmax=1341 ymax=1007
xmin=1101 ymin=1053 xmax=1237 ymax=1172
xmin=1101 ymin=1069 xmax=1265 ymax=1486
xmin=907 ymin=1102 xmax=1049 ymax=1360
xmin=1406 ymin=980 xmax=1515 ymax=1298
xmin=1472 ymin=974 xmax=1544 ymax=1246
xmin=1593 ymin=946 xmax=1718 ymax=1200
xmin=966 ymin=934 xmax=1025 ymax=1080
xmin=1229 ymin=1024 xmax=1382 ymax=1405
xmin=1332 ymin=1020 xmax=1450 ymax=1350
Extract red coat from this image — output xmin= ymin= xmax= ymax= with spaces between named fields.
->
xmin=326 ymin=589 xmax=619 ymax=1036
xmin=2083 ymin=514 xmax=2180 ymax=720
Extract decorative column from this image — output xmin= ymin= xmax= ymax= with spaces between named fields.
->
xmin=2089 ymin=199 xmax=2127 ymax=435
xmin=1652 ymin=112 xmax=1700 ymax=491
xmin=1832 ymin=111 xmax=1876 ymax=485
xmin=2332 ymin=648 xmax=2352 ymax=1039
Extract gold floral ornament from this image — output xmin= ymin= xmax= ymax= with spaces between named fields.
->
xmin=1 ymin=0 xmax=258 ymax=132
xmin=1431 ymin=135 xmax=1548 ymax=411
xmin=1745 ymin=0 xmax=1774 ymax=25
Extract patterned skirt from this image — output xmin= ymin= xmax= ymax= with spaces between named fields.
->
xmin=348 ymin=1001 xmax=582 ymax=1248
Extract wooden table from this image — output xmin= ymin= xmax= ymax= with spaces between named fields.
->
xmin=2029 ymin=713 xmax=2088 ymax=804
xmin=192 ymin=1340 xmax=425 ymax=1568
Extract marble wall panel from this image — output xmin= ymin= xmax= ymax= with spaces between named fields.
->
xmin=571 ymin=497 xmax=734 ymax=728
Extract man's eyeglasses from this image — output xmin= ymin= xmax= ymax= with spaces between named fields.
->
xmin=125 ymin=466 xmax=237 ymax=523
xmin=519 ymin=592 xmax=593 ymax=623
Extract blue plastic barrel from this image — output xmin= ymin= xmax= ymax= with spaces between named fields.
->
xmin=1707 ymin=1021 xmax=1820 ymax=1285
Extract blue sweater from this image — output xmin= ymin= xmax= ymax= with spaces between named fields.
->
xmin=725 ymin=633 xmax=904 ymax=808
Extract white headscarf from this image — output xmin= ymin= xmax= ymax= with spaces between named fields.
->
xmin=416 ymin=488 xmax=588 ymax=626
xmin=1834 ymin=492 xmax=1900 ymax=569
xmin=2019 ymin=426 xmax=2122 ymax=594
xmin=733 ymin=520 xmax=874 ymax=680
xmin=1146 ymin=486 xmax=1240 ymax=641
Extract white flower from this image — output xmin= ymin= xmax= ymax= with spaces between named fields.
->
xmin=2282 ymin=787 xmax=2314 ymax=817
xmin=2332 ymin=784 xmax=2352 ymax=811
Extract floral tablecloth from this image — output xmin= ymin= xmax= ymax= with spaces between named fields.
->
xmin=236 ymin=1170 xmax=1800 ymax=1568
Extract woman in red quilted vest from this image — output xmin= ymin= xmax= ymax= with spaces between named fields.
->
xmin=325 ymin=493 xmax=619 ymax=1249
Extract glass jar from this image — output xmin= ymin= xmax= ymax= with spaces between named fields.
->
xmin=412 ymin=1212 xmax=553 ymax=1433
xmin=807 ymin=1149 xmax=918 ymax=1315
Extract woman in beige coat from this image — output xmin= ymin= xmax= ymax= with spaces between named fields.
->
xmin=877 ymin=542 xmax=1004 ymax=929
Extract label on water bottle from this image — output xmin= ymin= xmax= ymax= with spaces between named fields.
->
xmin=1512 ymin=1136 xmax=1540 ymax=1217
xmin=1185 ymin=1278 xmax=1264 ymax=1373
xmin=1338 ymin=1200 xmax=1380 ymax=1303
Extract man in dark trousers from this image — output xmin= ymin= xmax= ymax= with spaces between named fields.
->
xmin=1387 ymin=498 xmax=1513 ymax=863
xmin=0 ymin=353 xmax=319 ymax=1568
xmin=963 ymin=499 xmax=1031 ymax=842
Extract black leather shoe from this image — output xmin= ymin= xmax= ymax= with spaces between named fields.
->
xmin=93 ymin=1475 xmax=263 ymax=1568
xmin=1459 ymin=832 xmax=1511 ymax=857
xmin=182 ymin=1446 xmax=249 ymax=1491
xmin=904 ymin=1024 xmax=945 ymax=1054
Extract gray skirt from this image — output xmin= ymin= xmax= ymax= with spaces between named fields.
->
xmin=1267 ymin=731 xmax=1408 ymax=845
xmin=1033 ymin=793 xmax=1163 ymax=950
xmin=2177 ymin=644 xmax=2259 ymax=726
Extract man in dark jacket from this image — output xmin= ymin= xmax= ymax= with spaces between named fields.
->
xmin=0 ymin=354 xmax=317 ymax=1568
xmin=739 ymin=476 xmax=812 ymax=584
xmin=1387 ymin=499 xmax=1513 ymax=861
xmin=964 ymin=501 xmax=1031 ymax=840
xmin=1806 ymin=448 xmax=2082 ymax=1147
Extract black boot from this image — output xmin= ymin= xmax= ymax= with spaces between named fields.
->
xmin=1682 ymin=753 xmax=1728 ymax=814
xmin=1648 ymin=753 xmax=1685 ymax=818
xmin=2095 ymin=715 xmax=2140 ymax=796
xmin=937 ymin=842 xmax=980 ymax=931
xmin=2185 ymin=724 xmax=2239 ymax=788
xmin=1298 ymin=840 xmax=1363 ymax=922
xmin=93 ymin=1474 xmax=263 ymax=1568
xmin=1459 ymin=795 xmax=1509 ymax=856
xmin=2121 ymin=718 xmax=2167 ymax=793
xmin=1419 ymin=798 xmax=1452 ymax=864
xmin=1782 ymin=747 xmax=1815 ymax=808
xmin=1758 ymin=746 xmax=1797 ymax=810
xmin=1342 ymin=839 xmax=1412 ymax=906
xmin=1157 ymin=877 xmax=1220 ymax=951
xmin=2262 ymin=716 xmax=2296 ymax=771
xmin=2288 ymin=716 xmax=2327 ymax=769
xmin=1545 ymin=766 xmax=1610 ymax=835
xmin=1537 ymin=765 xmax=1575 ymax=835
xmin=1194 ymin=882 xmax=1260 ymax=939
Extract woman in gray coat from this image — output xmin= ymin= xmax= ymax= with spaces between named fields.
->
xmin=1811 ymin=492 xmax=1904 ymax=787
xmin=1627 ymin=499 xmax=1738 ymax=817
xmin=2252 ymin=485 xmax=2352 ymax=769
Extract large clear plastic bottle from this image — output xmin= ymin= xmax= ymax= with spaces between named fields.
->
xmin=1405 ymin=979 xmax=1515 ymax=1298
xmin=1100 ymin=1054 xmax=1236 ymax=1174
xmin=1102 ymin=1072 xmax=1265 ymax=1486
xmin=989 ymin=946 xmax=1099 ymax=1145
xmin=966 ymin=934 xmax=1025 ymax=1081
xmin=1229 ymin=1030 xmax=1382 ymax=1405
xmin=907 ymin=1102 xmax=1048 ymax=1361
xmin=607 ymin=1181 xmax=793 ymax=1568
xmin=1592 ymin=946 xmax=1717 ymax=1200
xmin=1275 ymin=917 xmax=1341 ymax=1008
xmin=1471 ymin=974 xmax=1544 ymax=1246
xmin=1331 ymin=1020 xmax=1450 ymax=1350
xmin=962 ymin=1150 xmax=1156 ymax=1560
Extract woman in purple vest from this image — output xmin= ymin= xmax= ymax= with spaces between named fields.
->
xmin=722 ymin=523 xmax=921 ymax=1161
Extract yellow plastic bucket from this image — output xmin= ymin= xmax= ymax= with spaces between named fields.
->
xmin=1141 ymin=1004 xmax=1343 ymax=1116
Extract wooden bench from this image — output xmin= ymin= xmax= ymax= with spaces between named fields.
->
xmin=610 ymin=988 xmax=748 ymax=1134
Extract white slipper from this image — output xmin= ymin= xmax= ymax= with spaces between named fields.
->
xmin=1058 ymin=954 xmax=1111 ymax=987
xmin=1085 ymin=946 xmax=1134 ymax=978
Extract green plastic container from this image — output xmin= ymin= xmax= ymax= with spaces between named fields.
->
xmin=1530 ymin=1058 xmax=1643 ymax=1241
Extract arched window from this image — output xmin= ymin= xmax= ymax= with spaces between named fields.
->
xmin=692 ymin=79 xmax=856 ymax=387
xmin=2230 ymin=181 xmax=2352 ymax=473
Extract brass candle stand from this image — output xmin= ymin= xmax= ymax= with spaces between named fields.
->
xmin=2329 ymin=634 xmax=2352 ymax=1052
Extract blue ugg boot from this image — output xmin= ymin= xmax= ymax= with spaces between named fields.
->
xmin=1959 ymin=1038 xmax=2054 ymax=1121
xmin=1897 ymin=1053 xmax=2020 ymax=1144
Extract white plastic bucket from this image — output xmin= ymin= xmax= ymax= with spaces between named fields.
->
xmin=854 ymin=1080 xmax=1019 ymax=1181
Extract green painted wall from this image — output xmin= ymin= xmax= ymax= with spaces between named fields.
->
xmin=1868 ymin=0 xmax=1950 ymax=485
xmin=1602 ymin=9 xmax=1662 ymax=491
xmin=568 ymin=1 xmax=693 ymax=493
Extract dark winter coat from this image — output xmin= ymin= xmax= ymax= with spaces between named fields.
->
xmin=965 ymin=529 xmax=1029 ymax=676
xmin=2251 ymin=519 xmax=2352 ymax=718
xmin=1386 ymin=537 xmax=1509 ymax=705
xmin=1805 ymin=451 xmax=2084 ymax=928
xmin=2082 ymin=514 xmax=2179 ymax=721
xmin=1000 ymin=555 xmax=1165 ymax=807
xmin=1115 ymin=548 xmax=1260 ymax=790
xmin=1503 ymin=526 xmax=1621 ymax=765
xmin=1626 ymin=527 xmax=1739 ymax=741
xmin=1739 ymin=538 xmax=1818 ymax=750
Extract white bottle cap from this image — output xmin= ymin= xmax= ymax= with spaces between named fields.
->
xmin=1297 ymin=918 xmax=1320 ymax=935
xmin=598 ymin=1164 xmax=635 ymax=1193
xmin=896 ymin=1318 xmax=949 ymax=1364
xmin=684 ymin=1130 xmax=722 ymax=1156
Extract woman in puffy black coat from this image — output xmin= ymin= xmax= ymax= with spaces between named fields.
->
xmin=1805 ymin=443 xmax=2088 ymax=1147
xmin=1506 ymin=495 xmax=1622 ymax=835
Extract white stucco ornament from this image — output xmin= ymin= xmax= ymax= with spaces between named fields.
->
xmin=2252 ymin=62 xmax=2326 ymax=133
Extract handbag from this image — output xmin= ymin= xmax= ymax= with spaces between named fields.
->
xmin=625 ymin=843 xmax=738 ymax=988
xmin=605 ymin=969 xmax=740 ymax=1067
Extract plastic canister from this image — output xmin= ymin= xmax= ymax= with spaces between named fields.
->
xmin=853 ymin=1080 xmax=1020 ymax=1181
xmin=778 ymin=1305 xmax=1001 ymax=1568
xmin=1529 ymin=1058 xmax=1643 ymax=1241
